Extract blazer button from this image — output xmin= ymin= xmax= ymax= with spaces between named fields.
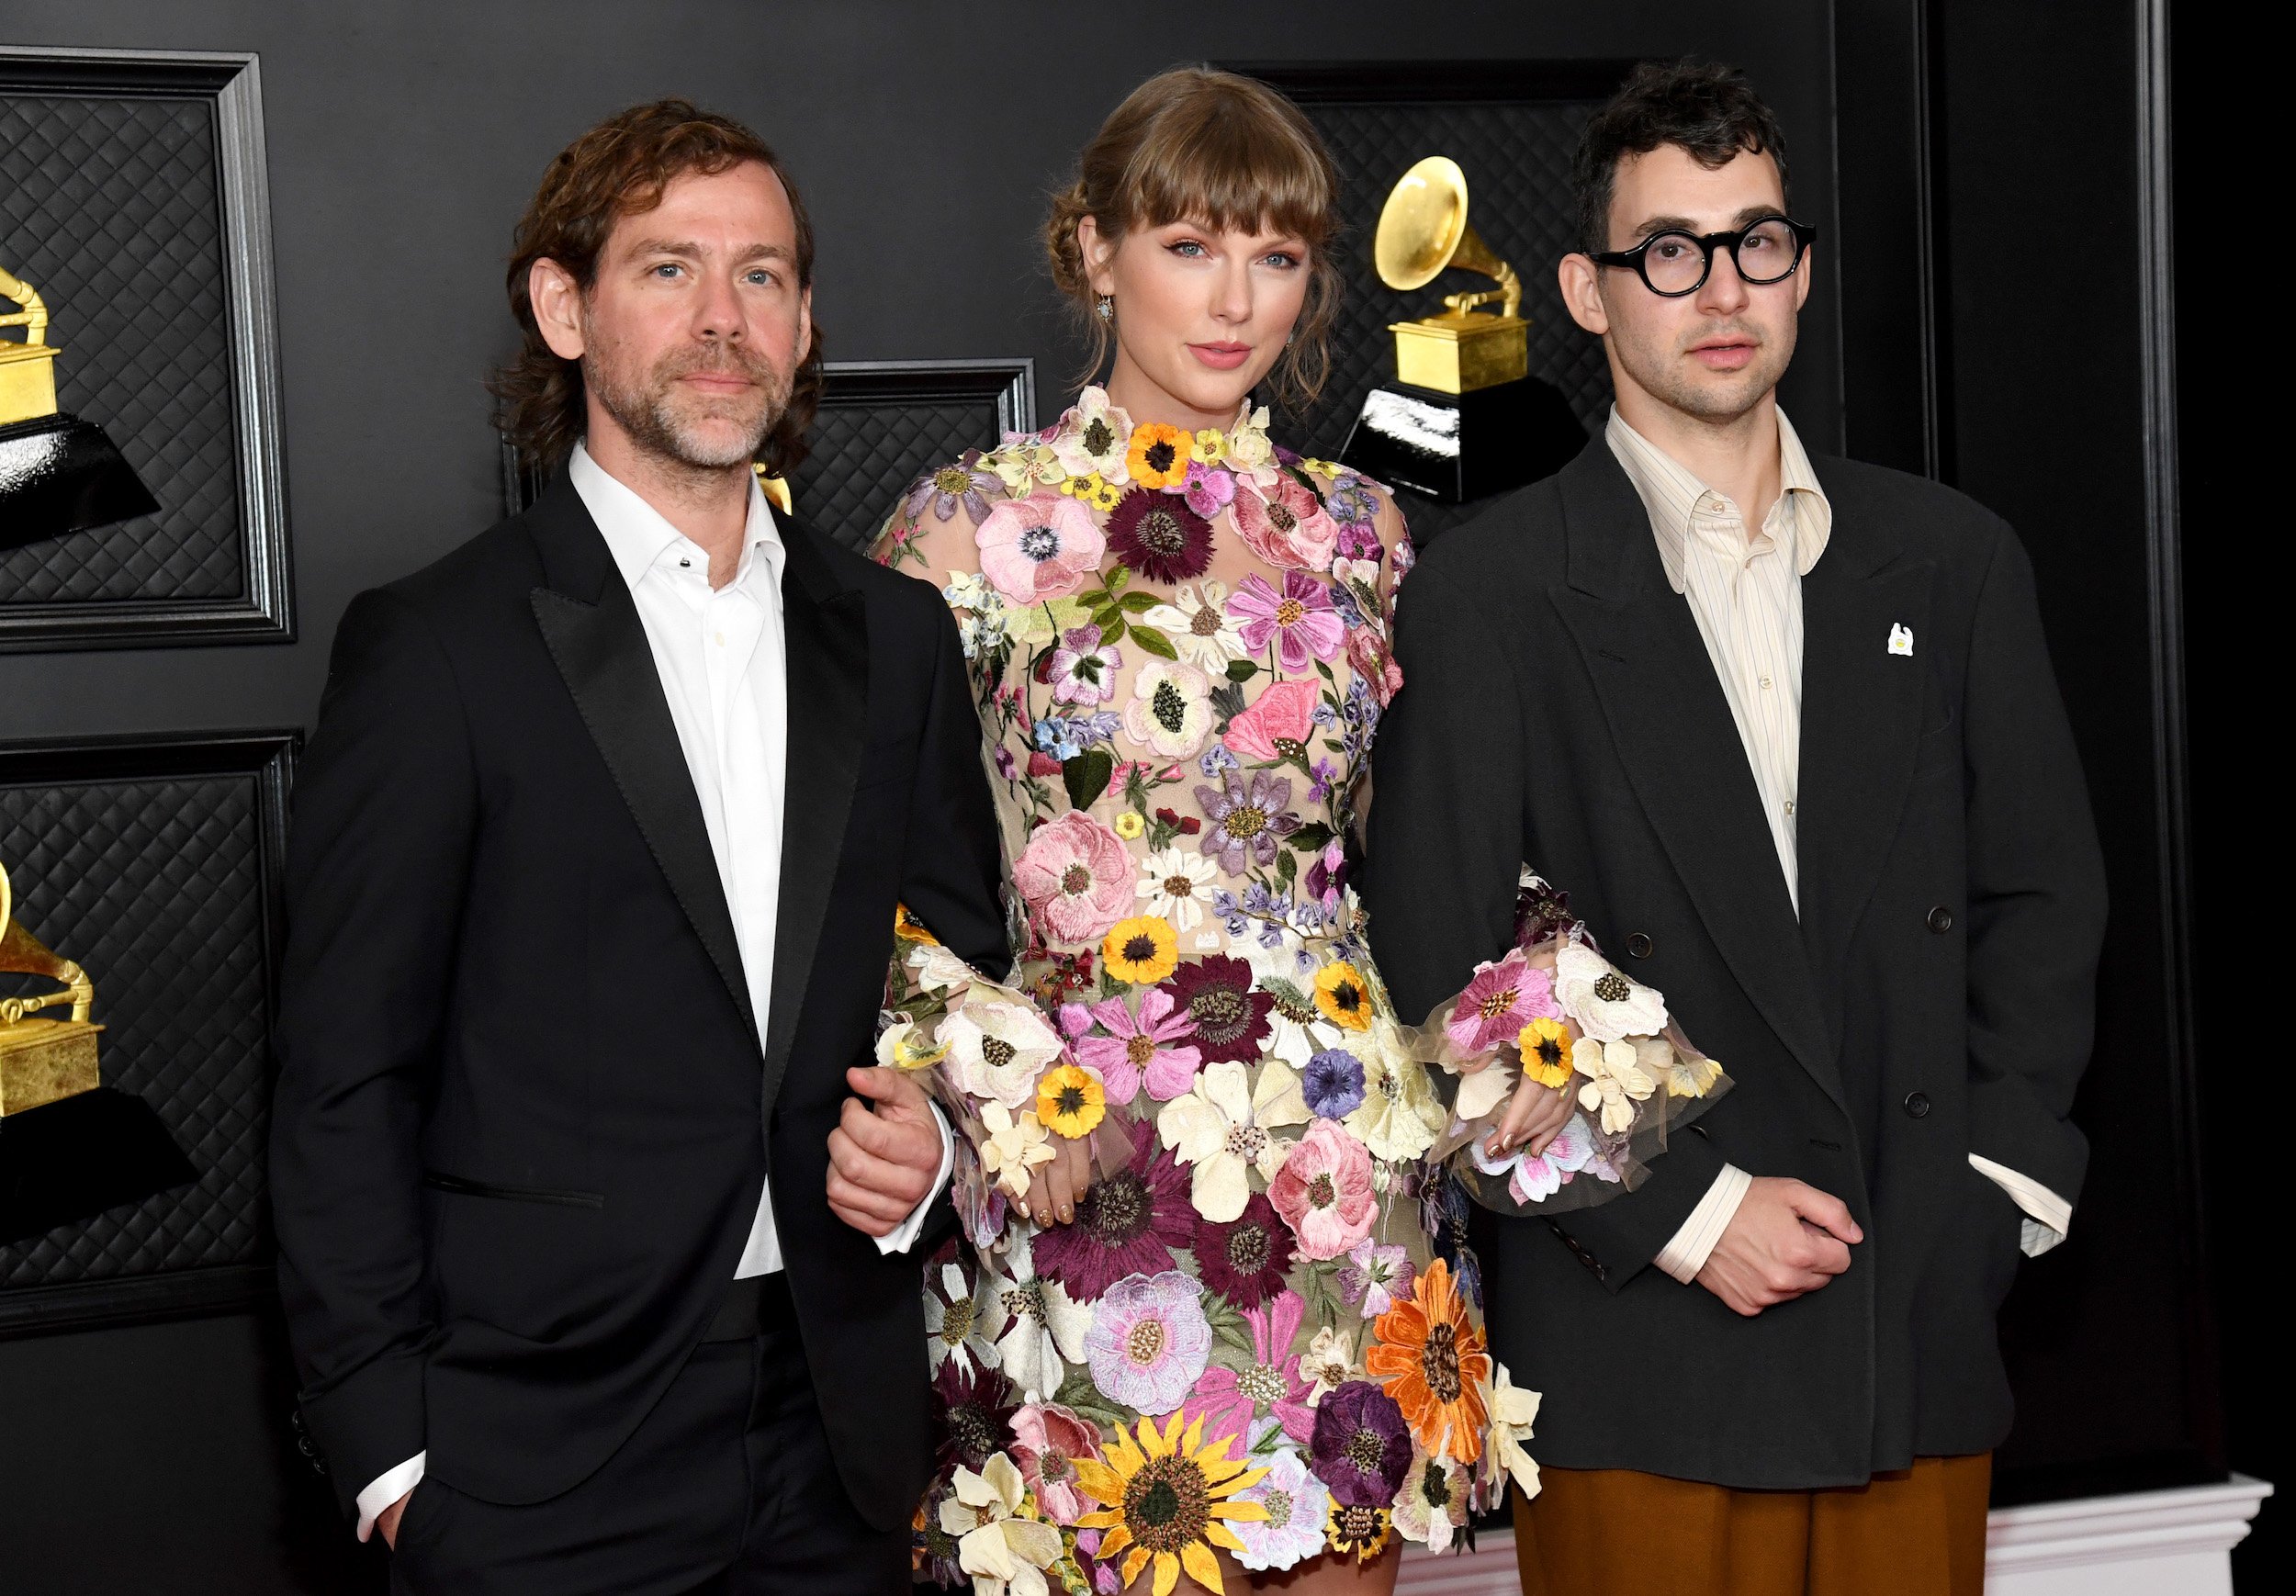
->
xmin=1903 ymin=1090 xmax=1931 ymax=1118
xmin=1626 ymin=932 xmax=1654 ymax=959
xmin=1926 ymin=905 xmax=1954 ymax=933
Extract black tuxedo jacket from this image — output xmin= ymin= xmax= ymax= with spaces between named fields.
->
xmin=270 ymin=476 xmax=1007 ymax=1527
xmin=1365 ymin=443 xmax=2106 ymax=1487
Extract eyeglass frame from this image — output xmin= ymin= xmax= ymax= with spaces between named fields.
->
xmin=1588 ymin=217 xmax=1818 ymax=298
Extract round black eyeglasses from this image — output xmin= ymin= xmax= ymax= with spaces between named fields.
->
xmin=1590 ymin=217 xmax=1817 ymax=298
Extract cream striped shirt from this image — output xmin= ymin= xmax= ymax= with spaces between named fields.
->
xmin=1606 ymin=405 xmax=1829 ymax=911
xmin=1603 ymin=407 xmax=2070 ymax=1278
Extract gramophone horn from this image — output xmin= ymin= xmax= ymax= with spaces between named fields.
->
xmin=1372 ymin=156 xmax=1523 ymax=321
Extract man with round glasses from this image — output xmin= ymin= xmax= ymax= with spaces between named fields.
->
xmin=1367 ymin=58 xmax=2104 ymax=1595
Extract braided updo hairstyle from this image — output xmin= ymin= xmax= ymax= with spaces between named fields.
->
xmin=1045 ymin=67 xmax=1344 ymax=411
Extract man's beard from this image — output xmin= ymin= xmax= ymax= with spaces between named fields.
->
xmin=585 ymin=339 xmax=793 ymax=471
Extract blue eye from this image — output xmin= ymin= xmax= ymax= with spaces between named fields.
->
xmin=652 ymin=263 xmax=682 ymax=279
xmin=1261 ymin=252 xmax=1300 ymax=270
xmin=1169 ymin=240 xmax=1208 ymax=258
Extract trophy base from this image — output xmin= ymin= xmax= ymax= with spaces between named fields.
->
xmin=1338 ymin=377 xmax=1587 ymax=504
xmin=0 ymin=410 xmax=161 ymax=551
xmin=0 ymin=1086 xmax=196 ymax=1244
xmin=0 ymin=1017 xmax=103 ymax=1116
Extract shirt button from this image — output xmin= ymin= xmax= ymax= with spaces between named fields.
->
xmin=1927 ymin=905 xmax=1954 ymax=933
xmin=1626 ymin=932 xmax=1654 ymax=959
xmin=1903 ymin=1091 xmax=1931 ymax=1119
xmin=715 ymin=632 xmax=726 ymax=646
xmin=1760 ymin=675 xmax=1773 ymax=690
xmin=1784 ymin=800 xmax=1796 ymax=815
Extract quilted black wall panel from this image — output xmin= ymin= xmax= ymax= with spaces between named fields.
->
xmin=0 ymin=96 xmax=240 ymax=601
xmin=0 ymin=736 xmax=289 ymax=1326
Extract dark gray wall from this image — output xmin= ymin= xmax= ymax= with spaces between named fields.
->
xmin=0 ymin=5 xmax=1840 ymax=1591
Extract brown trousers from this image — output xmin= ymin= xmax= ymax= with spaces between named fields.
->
xmin=1514 ymin=1455 xmax=1991 ymax=1596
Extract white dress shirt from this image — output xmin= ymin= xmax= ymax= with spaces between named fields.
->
xmin=1602 ymin=410 xmax=2072 ymax=1286
xmin=355 ymin=444 xmax=951 ymax=1538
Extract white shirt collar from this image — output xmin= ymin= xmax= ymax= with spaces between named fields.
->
xmin=567 ymin=440 xmax=783 ymax=596
xmin=1604 ymin=406 xmax=1832 ymax=593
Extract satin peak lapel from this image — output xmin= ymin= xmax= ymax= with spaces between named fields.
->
xmin=1550 ymin=452 xmax=1842 ymax=1111
xmin=527 ymin=493 xmax=756 ymax=1040
xmin=758 ymin=524 xmax=869 ymax=1121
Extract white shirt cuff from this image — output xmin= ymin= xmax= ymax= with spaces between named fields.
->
xmin=1968 ymin=1152 xmax=2071 ymax=1257
xmin=874 ymin=1098 xmax=955 ymax=1255
xmin=1655 ymin=1163 xmax=1753 ymax=1284
xmin=355 ymin=1452 xmax=425 ymax=1543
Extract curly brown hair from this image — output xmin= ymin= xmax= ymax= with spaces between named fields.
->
xmin=1045 ymin=68 xmax=1343 ymax=411
xmin=491 ymin=98 xmax=823 ymax=476
xmin=1572 ymin=61 xmax=1790 ymax=256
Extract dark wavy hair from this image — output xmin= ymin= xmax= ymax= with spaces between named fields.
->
xmin=1571 ymin=61 xmax=1790 ymax=255
xmin=491 ymin=98 xmax=823 ymax=476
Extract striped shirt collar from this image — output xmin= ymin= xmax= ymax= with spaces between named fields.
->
xmin=1604 ymin=405 xmax=1832 ymax=594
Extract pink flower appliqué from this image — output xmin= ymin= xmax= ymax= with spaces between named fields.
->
xmin=1229 ymin=571 xmax=1346 ymax=674
xmin=1010 ymin=1401 xmax=1100 ymax=1525
xmin=1184 ymin=1289 xmax=1318 ymax=1446
xmin=975 ymin=492 xmax=1107 ymax=604
xmin=1232 ymin=476 xmax=1340 ymax=570
xmin=1334 ymin=1237 xmax=1416 ymax=1318
xmin=1082 ymin=1269 xmax=1210 ymax=1415
xmin=1048 ymin=625 xmax=1122 ymax=705
xmin=1183 ymin=461 xmax=1237 ymax=520
xmin=1073 ymin=986 xmax=1203 ymax=1104
xmin=1222 ymin=678 xmax=1322 ymax=765
xmin=1014 ymin=810 xmax=1136 ymax=943
xmin=1346 ymin=622 xmax=1404 ymax=708
xmin=1267 ymin=1118 xmax=1378 ymax=1259
xmin=1445 ymin=950 xmax=1559 ymax=1056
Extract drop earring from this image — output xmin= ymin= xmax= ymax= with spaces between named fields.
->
xmin=1096 ymin=295 xmax=1113 ymax=322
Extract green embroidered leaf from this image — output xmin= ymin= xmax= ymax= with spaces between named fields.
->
xmin=1314 ymin=659 xmax=1336 ymax=683
xmin=1261 ymin=976 xmax=1313 ymax=1014
xmin=1225 ymin=658 xmax=1260 ymax=683
xmin=1289 ymin=821 xmax=1335 ymax=853
xmin=1276 ymin=849 xmax=1298 ymax=884
xmin=1097 ymin=617 xmax=1127 ymax=646
xmin=1129 ymin=625 xmax=1178 ymax=661
xmin=1108 ymin=564 xmax=1132 ymax=592
xmin=1117 ymin=590 xmax=1162 ymax=613
xmin=1202 ymin=1294 xmax=1256 ymax=1360
xmin=1052 ymin=1370 xmax=1134 ymax=1431
xmin=1063 ymin=748 xmax=1114 ymax=811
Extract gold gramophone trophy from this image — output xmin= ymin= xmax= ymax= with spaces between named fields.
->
xmin=0 ymin=857 xmax=104 ymax=1117
xmin=1337 ymin=157 xmax=1585 ymax=504
xmin=2 ymin=261 xmax=159 ymax=550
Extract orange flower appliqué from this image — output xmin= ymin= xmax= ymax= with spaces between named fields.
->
xmin=1365 ymin=1256 xmax=1490 ymax=1464
xmin=1126 ymin=422 xmax=1193 ymax=490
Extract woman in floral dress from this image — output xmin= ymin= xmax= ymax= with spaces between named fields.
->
xmin=872 ymin=70 xmax=1723 ymax=1596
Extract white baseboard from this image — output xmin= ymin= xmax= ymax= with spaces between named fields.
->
xmin=1393 ymin=1475 xmax=2274 ymax=1595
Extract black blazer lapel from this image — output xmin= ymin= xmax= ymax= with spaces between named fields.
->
xmin=1549 ymin=449 xmax=1843 ymax=1111
xmin=1794 ymin=470 xmax=1934 ymax=1035
xmin=758 ymin=520 xmax=870 ymax=1121
xmin=524 ymin=477 xmax=758 ymax=1040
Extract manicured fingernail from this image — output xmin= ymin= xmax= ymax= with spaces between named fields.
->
xmin=1060 ymin=1206 xmax=1073 ymax=1223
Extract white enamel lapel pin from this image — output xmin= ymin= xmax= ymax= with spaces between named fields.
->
xmin=1888 ymin=623 xmax=1915 ymax=657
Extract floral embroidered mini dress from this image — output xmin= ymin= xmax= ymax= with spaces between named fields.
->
xmin=873 ymin=391 xmax=1726 ymax=1594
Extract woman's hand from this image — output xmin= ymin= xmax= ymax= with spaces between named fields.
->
xmin=1483 ymin=1073 xmax=1574 ymax=1162
xmin=1025 ymin=1133 xmax=1095 ymax=1228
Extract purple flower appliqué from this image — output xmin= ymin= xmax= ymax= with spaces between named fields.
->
xmin=1049 ymin=625 xmax=1121 ymax=706
xmin=1183 ymin=461 xmax=1237 ymax=521
xmin=906 ymin=448 xmax=1002 ymax=523
xmin=1310 ymin=1380 xmax=1413 ymax=1506
xmin=1334 ymin=1238 xmax=1416 ymax=1318
xmin=1228 ymin=571 xmax=1346 ymax=674
xmin=1195 ymin=769 xmax=1301 ymax=874
xmin=1032 ymin=1140 xmax=1197 ymax=1302
xmin=1302 ymin=1050 xmax=1366 ymax=1118
xmin=1083 ymin=1270 xmax=1211 ymax=1415
xmin=1072 ymin=986 xmax=1203 ymax=1104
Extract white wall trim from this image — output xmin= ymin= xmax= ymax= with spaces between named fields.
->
xmin=1394 ymin=1477 xmax=2274 ymax=1595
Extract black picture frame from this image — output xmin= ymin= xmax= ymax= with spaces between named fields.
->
xmin=0 ymin=47 xmax=294 ymax=652
xmin=0 ymin=730 xmax=295 ymax=1338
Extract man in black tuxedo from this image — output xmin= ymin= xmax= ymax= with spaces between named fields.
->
xmin=1367 ymin=62 xmax=2107 ymax=1595
xmin=269 ymin=101 xmax=1006 ymax=1595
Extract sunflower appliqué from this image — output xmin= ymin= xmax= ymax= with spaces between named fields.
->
xmin=1074 ymin=1411 xmax=1269 ymax=1594
xmin=1323 ymin=1500 xmax=1394 ymax=1563
xmin=1366 ymin=1258 xmax=1491 ymax=1465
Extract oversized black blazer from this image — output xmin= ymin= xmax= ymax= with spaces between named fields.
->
xmin=269 ymin=476 xmax=1007 ymax=1527
xmin=1365 ymin=442 xmax=2107 ymax=1487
